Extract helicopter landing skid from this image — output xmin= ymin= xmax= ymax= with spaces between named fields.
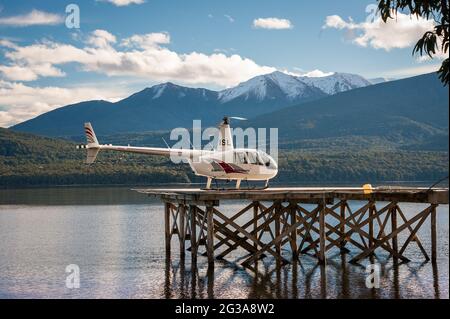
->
xmin=201 ymin=179 xmax=269 ymax=191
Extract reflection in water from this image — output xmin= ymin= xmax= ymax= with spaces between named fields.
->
xmin=0 ymin=188 xmax=448 ymax=299
xmin=161 ymin=250 xmax=445 ymax=299
xmin=432 ymin=262 xmax=440 ymax=299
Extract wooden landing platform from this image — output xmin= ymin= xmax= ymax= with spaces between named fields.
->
xmin=135 ymin=186 xmax=449 ymax=205
xmin=134 ymin=186 xmax=448 ymax=269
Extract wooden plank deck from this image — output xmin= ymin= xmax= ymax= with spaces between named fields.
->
xmin=134 ymin=186 xmax=449 ymax=204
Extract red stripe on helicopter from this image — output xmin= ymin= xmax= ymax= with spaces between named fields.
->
xmin=85 ymin=129 xmax=95 ymax=143
xmin=217 ymin=161 xmax=247 ymax=174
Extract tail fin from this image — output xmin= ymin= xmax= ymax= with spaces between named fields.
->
xmin=84 ymin=122 xmax=99 ymax=146
xmin=84 ymin=122 xmax=100 ymax=164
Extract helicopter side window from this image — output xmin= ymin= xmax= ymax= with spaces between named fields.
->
xmin=255 ymin=153 xmax=265 ymax=165
xmin=234 ymin=152 xmax=247 ymax=164
xmin=258 ymin=151 xmax=272 ymax=167
xmin=246 ymin=151 xmax=259 ymax=164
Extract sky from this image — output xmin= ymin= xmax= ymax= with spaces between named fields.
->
xmin=0 ymin=0 xmax=446 ymax=127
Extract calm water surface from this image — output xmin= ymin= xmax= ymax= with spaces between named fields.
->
xmin=0 ymin=187 xmax=448 ymax=299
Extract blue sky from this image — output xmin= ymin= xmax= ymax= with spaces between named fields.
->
xmin=0 ymin=0 xmax=445 ymax=126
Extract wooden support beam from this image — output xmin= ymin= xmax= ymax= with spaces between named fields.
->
xmin=206 ymin=205 xmax=214 ymax=265
xmin=399 ymin=209 xmax=431 ymax=257
xmin=396 ymin=205 xmax=429 ymax=260
xmin=346 ymin=202 xmax=369 ymax=249
xmin=290 ymin=202 xmax=298 ymax=258
xmin=391 ymin=205 xmax=398 ymax=262
xmin=302 ymin=201 xmax=367 ymax=254
xmin=275 ymin=201 xmax=281 ymax=256
xmin=179 ymin=204 xmax=186 ymax=258
xmin=216 ymin=203 xmax=275 ymax=259
xmin=242 ymin=210 xmax=315 ymax=266
xmin=369 ymin=202 xmax=375 ymax=251
xmin=190 ymin=205 xmax=197 ymax=261
xmin=298 ymin=206 xmax=321 ymax=256
xmin=253 ymin=202 xmax=259 ymax=251
xmin=350 ymin=205 xmax=432 ymax=263
xmin=164 ymin=202 xmax=171 ymax=254
xmin=197 ymin=206 xmax=259 ymax=258
xmin=213 ymin=202 xmax=257 ymax=254
xmin=318 ymin=202 xmax=326 ymax=264
xmin=431 ymin=204 xmax=437 ymax=263
xmin=339 ymin=200 xmax=346 ymax=249
xmin=325 ymin=202 xmax=393 ymax=252
xmin=326 ymin=204 xmax=409 ymax=262
xmin=213 ymin=207 xmax=289 ymax=265
xmin=155 ymin=187 xmax=444 ymax=270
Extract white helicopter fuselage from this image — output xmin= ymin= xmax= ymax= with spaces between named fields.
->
xmin=189 ymin=148 xmax=277 ymax=181
xmin=79 ymin=117 xmax=278 ymax=189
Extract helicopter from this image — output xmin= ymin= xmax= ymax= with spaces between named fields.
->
xmin=77 ymin=116 xmax=278 ymax=189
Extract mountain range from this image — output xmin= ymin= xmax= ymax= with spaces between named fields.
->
xmin=248 ymin=72 xmax=448 ymax=150
xmin=2 ymin=71 xmax=448 ymax=187
xmin=11 ymin=71 xmax=370 ymax=137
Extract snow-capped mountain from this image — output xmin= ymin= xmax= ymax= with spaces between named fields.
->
xmin=12 ymin=70 xmax=373 ymax=136
xmin=218 ymin=71 xmax=371 ymax=104
xmin=298 ymin=72 xmax=372 ymax=95
xmin=137 ymin=82 xmax=217 ymax=101
xmin=218 ymin=71 xmax=325 ymax=103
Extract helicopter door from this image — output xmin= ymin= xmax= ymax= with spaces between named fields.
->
xmin=234 ymin=151 xmax=248 ymax=165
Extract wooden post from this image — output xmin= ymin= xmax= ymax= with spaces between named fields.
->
xmin=179 ymin=204 xmax=186 ymax=258
xmin=206 ymin=205 xmax=215 ymax=265
xmin=275 ymin=201 xmax=281 ymax=256
xmin=319 ymin=202 xmax=326 ymax=264
xmin=369 ymin=202 xmax=374 ymax=251
xmin=190 ymin=205 xmax=197 ymax=261
xmin=391 ymin=205 xmax=398 ymax=261
xmin=253 ymin=202 xmax=258 ymax=250
xmin=339 ymin=200 xmax=346 ymax=249
xmin=290 ymin=202 xmax=298 ymax=258
xmin=431 ymin=204 xmax=437 ymax=263
xmin=164 ymin=202 xmax=171 ymax=254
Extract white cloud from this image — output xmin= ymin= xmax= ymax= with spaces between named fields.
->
xmin=0 ymin=80 xmax=127 ymax=127
xmin=87 ymin=29 xmax=117 ymax=48
xmin=0 ymin=9 xmax=63 ymax=27
xmin=0 ymin=30 xmax=275 ymax=87
xmin=323 ymin=12 xmax=437 ymax=51
xmin=99 ymin=0 xmax=145 ymax=6
xmin=0 ymin=29 xmax=278 ymax=126
xmin=301 ymin=69 xmax=335 ymax=77
xmin=224 ymin=14 xmax=235 ymax=23
xmin=0 ymin=64 xmax=65 ymax=81
xmin=121 ymin=32 xmax=170 ymax=49
xmin=253 ymin=17 xmax=293 ymax=30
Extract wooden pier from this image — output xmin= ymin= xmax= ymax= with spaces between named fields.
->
xmin=135 ymin=187 xmax=449 ymax=271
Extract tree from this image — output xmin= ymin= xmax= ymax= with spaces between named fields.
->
xmin=378 ymin=0 xmax=449 ymax=86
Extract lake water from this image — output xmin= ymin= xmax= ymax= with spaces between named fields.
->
xmin=0 ymin=187 xmax=448 ymax=299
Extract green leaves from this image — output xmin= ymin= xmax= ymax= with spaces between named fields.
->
xmin=413 ymin=31 xmax=438 ymax=58
xmin=377 ymin=0 xmax=449 ymax=86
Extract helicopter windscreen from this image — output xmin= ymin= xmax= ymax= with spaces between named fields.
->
xmin=257 ymin=150 xmax=275 ymax=168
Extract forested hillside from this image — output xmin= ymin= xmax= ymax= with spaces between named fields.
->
xmin=1 ymin=127 xmax=447 ymax=188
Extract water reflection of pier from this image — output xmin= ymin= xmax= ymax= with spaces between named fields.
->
xmin=162 ymin=250 xmax=444 ymax=299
